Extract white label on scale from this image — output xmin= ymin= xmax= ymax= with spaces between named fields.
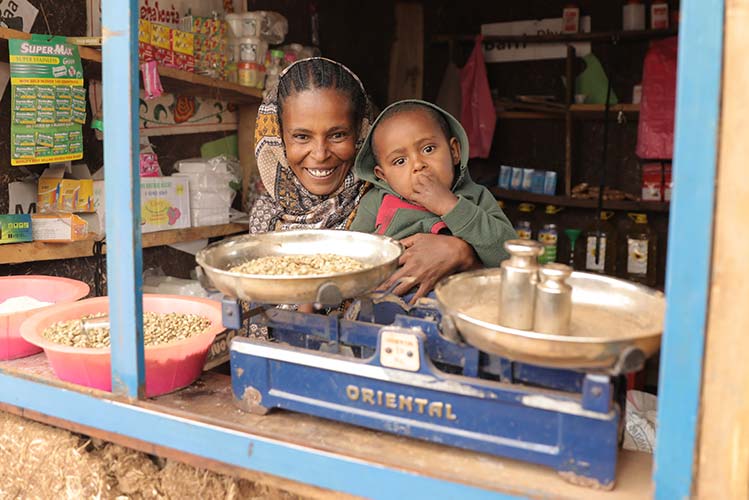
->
xmin=380 ymin=329 xmax=420 ymax=372
xmin=628 ymin=238 xmax=648 ymax=275
xmin=586 ymin=235 xmax=606 ymax=271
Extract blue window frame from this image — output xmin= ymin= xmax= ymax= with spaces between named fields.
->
xmin=0 ymin=0 xmax=724 ymax=497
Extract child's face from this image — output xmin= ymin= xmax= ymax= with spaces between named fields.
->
xmin=281 ymin=88 xmax=358 ymax=196
xmin=372 ymin=109 xmax=460 ymax=204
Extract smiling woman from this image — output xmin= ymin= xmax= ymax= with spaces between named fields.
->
xmin=249 ymin=58 xmax=373 ymax=233
xmin=248 ymin=58 xmax=482 ymax=300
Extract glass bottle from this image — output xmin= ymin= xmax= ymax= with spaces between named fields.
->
xmin=581 ymin=211 xmax=618 ymax=275
xmin=538 ymin=205 xmax=562 ymax=264
xmin=514 ymin=203 xmax=536 ymax=240
xmin=620 ymin=212 xmax=657 ymax=286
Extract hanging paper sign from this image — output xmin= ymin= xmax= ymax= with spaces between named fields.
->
xmin=9 ymin=35 xmax=85 ymax=165
xmin=481 ymin=17 xmax=592 ymax=63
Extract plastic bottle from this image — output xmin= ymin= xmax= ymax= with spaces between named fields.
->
xmin=263 ymin=49 xmax=285 ymax=98
xmin=623 ymin=0 xmax=646 ymax=31
xmin=581 ymin=211 xmax=618 ymax=275
xmin=514 ymin=203 xmax=536 ymax=240
xmin=538 ymin=205 xmax=562 ymax=264
xmin=620 ymin=212 xmax=657 ymax=286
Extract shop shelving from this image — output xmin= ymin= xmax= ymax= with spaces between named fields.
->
xmin=0 ymin=223 xmax=247 ymax=265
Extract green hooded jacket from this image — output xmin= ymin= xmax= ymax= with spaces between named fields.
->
xmin=350 ymin=100 xmax=516 ymax=266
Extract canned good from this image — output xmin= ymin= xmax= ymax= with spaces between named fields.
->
xmin=225 ymin=63 xmax=238 ymax=83
xmin=238 ymin=62 xmax=261 ymax=87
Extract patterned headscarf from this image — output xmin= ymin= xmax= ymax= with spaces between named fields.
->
xmin=249 ymin=58 xmax=374 ymax=233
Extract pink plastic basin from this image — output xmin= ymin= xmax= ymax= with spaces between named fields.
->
xmin=20 ymin=294 xmax=224 ymax=397
xmin=0 ymin=276 xmax=90 ymax=360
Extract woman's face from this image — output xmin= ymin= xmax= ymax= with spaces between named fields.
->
xmin=281 ymin=88 xmax=358 ymax=196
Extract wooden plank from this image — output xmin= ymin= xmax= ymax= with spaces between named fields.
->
xmin=695 ymin=1 xmax=749 ymax=497
xmin=432 ymin=28 xmax=678 ymax=45
xmin=0 ymin=355 xmax=654 ymax=499
xmin=491 ymin=187 xmax=670 ymax=212
xmin=388 ymin=3 xmax=424 ymax=102
xmin=141 ymin=123 xmax=238 ymax=137
xmin=497 ymin=111 xmax=565 ymax=120
xmin=238 ymin=103 xmax=260 ymax=212
xmin=0 ymin=223 xmax=246 ymax=265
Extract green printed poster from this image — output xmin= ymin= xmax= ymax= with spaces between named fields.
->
xmin=9 ymin=35 xmax=86 ymax=165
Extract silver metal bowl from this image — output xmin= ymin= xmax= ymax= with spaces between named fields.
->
xmin=196 ymin=230 xmax=402 ymax=304
xmin=435 ymin=268 xmax=665 ymax=370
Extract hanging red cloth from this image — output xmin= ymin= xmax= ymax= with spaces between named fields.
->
xmin=636 ymin=37 xmax=678 ymax=159
xmin=460 ymin=35 xmax=496 ymax=159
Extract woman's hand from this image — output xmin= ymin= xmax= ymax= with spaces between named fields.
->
xmin=380 ymin=233 xmax=482 ymax=303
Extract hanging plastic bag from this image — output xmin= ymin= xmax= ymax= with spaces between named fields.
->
xmin=460 ymin=35 xmax=496 ymax=159
xmin=636 ymin=37 xmax=678 ymax=159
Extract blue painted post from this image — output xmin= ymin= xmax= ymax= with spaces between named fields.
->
xmin=653 ymin=0 xmax=724 ymax=498
xmin=102 ymin=0 xmax=144 ymax=398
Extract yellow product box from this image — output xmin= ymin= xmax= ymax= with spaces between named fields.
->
xmin=150 ymin=23 xmax=172 ymax=50
xmin=37 ymin=165 xmax=95 ymax=213
xmin=140 ymin=177 xmax=191 ymax=233
xmin=172 ymin=29 xmax=194 ymax=56
xmin=139 ymin=18 xmax=152 ymax=44
xmin=31 ymin=213 xmax=88 ymax=242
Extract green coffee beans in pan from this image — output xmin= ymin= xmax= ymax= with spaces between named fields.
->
xmin=230 ymin=254 xmax=364 ymax=276
xmin=43 ymin=312 xmax=212 ymax=349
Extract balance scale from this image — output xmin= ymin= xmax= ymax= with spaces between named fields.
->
xmin=196 ymin=230 xmax=665 ymax=490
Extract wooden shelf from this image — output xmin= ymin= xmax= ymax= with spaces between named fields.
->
xmin=491 ymin=187 xmax=670 ymax=213
xmin=0 ymin=27 xmax=263 ymax=105
xmin=497 ymin=103 xmax=640 ymax=120
xmin=434 ymin=28 xmax=678 ymax=45
xmin=0 ymin=223 xmax=247 ymax=265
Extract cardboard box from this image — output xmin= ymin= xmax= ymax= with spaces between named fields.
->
xmin=32 ymin=213 xmax=88 ymax=242
xmin=642 ymin=162 xmax=671 ymax=202
xmin=141 ymin=177 xmax=191 ymax=232
xmin=94 ymin=174 xmax=191 ymax=234
xmin=203 ymin=329 xmax=238 ymax=370
xmin=138 ymin=41 xmax=154 ymax=62
xmin=174 ymin=52 xmax=195 ymax=72
xmin=0 ymin=214 xmax=32 ymax=244
xmin=150 ymin=23 xmax=172 ymax=50
xmin=38 ymin=164 xmax=95 ymax=213
xmin=172 ymin=29 xmax=194 ymax=56
xmin=138 ymin=18 xmax=152 ymax=44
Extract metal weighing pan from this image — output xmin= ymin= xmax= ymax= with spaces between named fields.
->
xmin=196 ymin=230 xmax=402 ymax=305
xmin=435 ymin=268 xmax=665 ymax=371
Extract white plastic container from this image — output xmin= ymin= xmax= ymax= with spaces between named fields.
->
xmin=623 ymin=1 xmax=646 ymax=31
xmin=238 ymin=36 xmax=268 ymax=64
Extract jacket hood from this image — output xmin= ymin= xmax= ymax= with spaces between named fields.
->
xmin=354 ymin=99 xmax=471 ymax=195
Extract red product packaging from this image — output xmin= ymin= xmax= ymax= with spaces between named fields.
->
xmin=174 ymin=53 xmax=195 ymax=72
xmin=641 ymin=163 xmax=663 ymax=201
xmin=562 ymin=5 xmax=580 ymax=34
xmin=641 ymin=162 xmax=672 ymax=201
xmin=138 ymin=42 xmax=154 ymax=62
xmin=663 ymin=164 xmax=672 ymax=201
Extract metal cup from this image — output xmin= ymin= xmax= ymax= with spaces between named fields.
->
xmin=533 ymin=263 xmax=573 ymax=335
xmin=499 ymin=239 xmax=544 ymax=330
